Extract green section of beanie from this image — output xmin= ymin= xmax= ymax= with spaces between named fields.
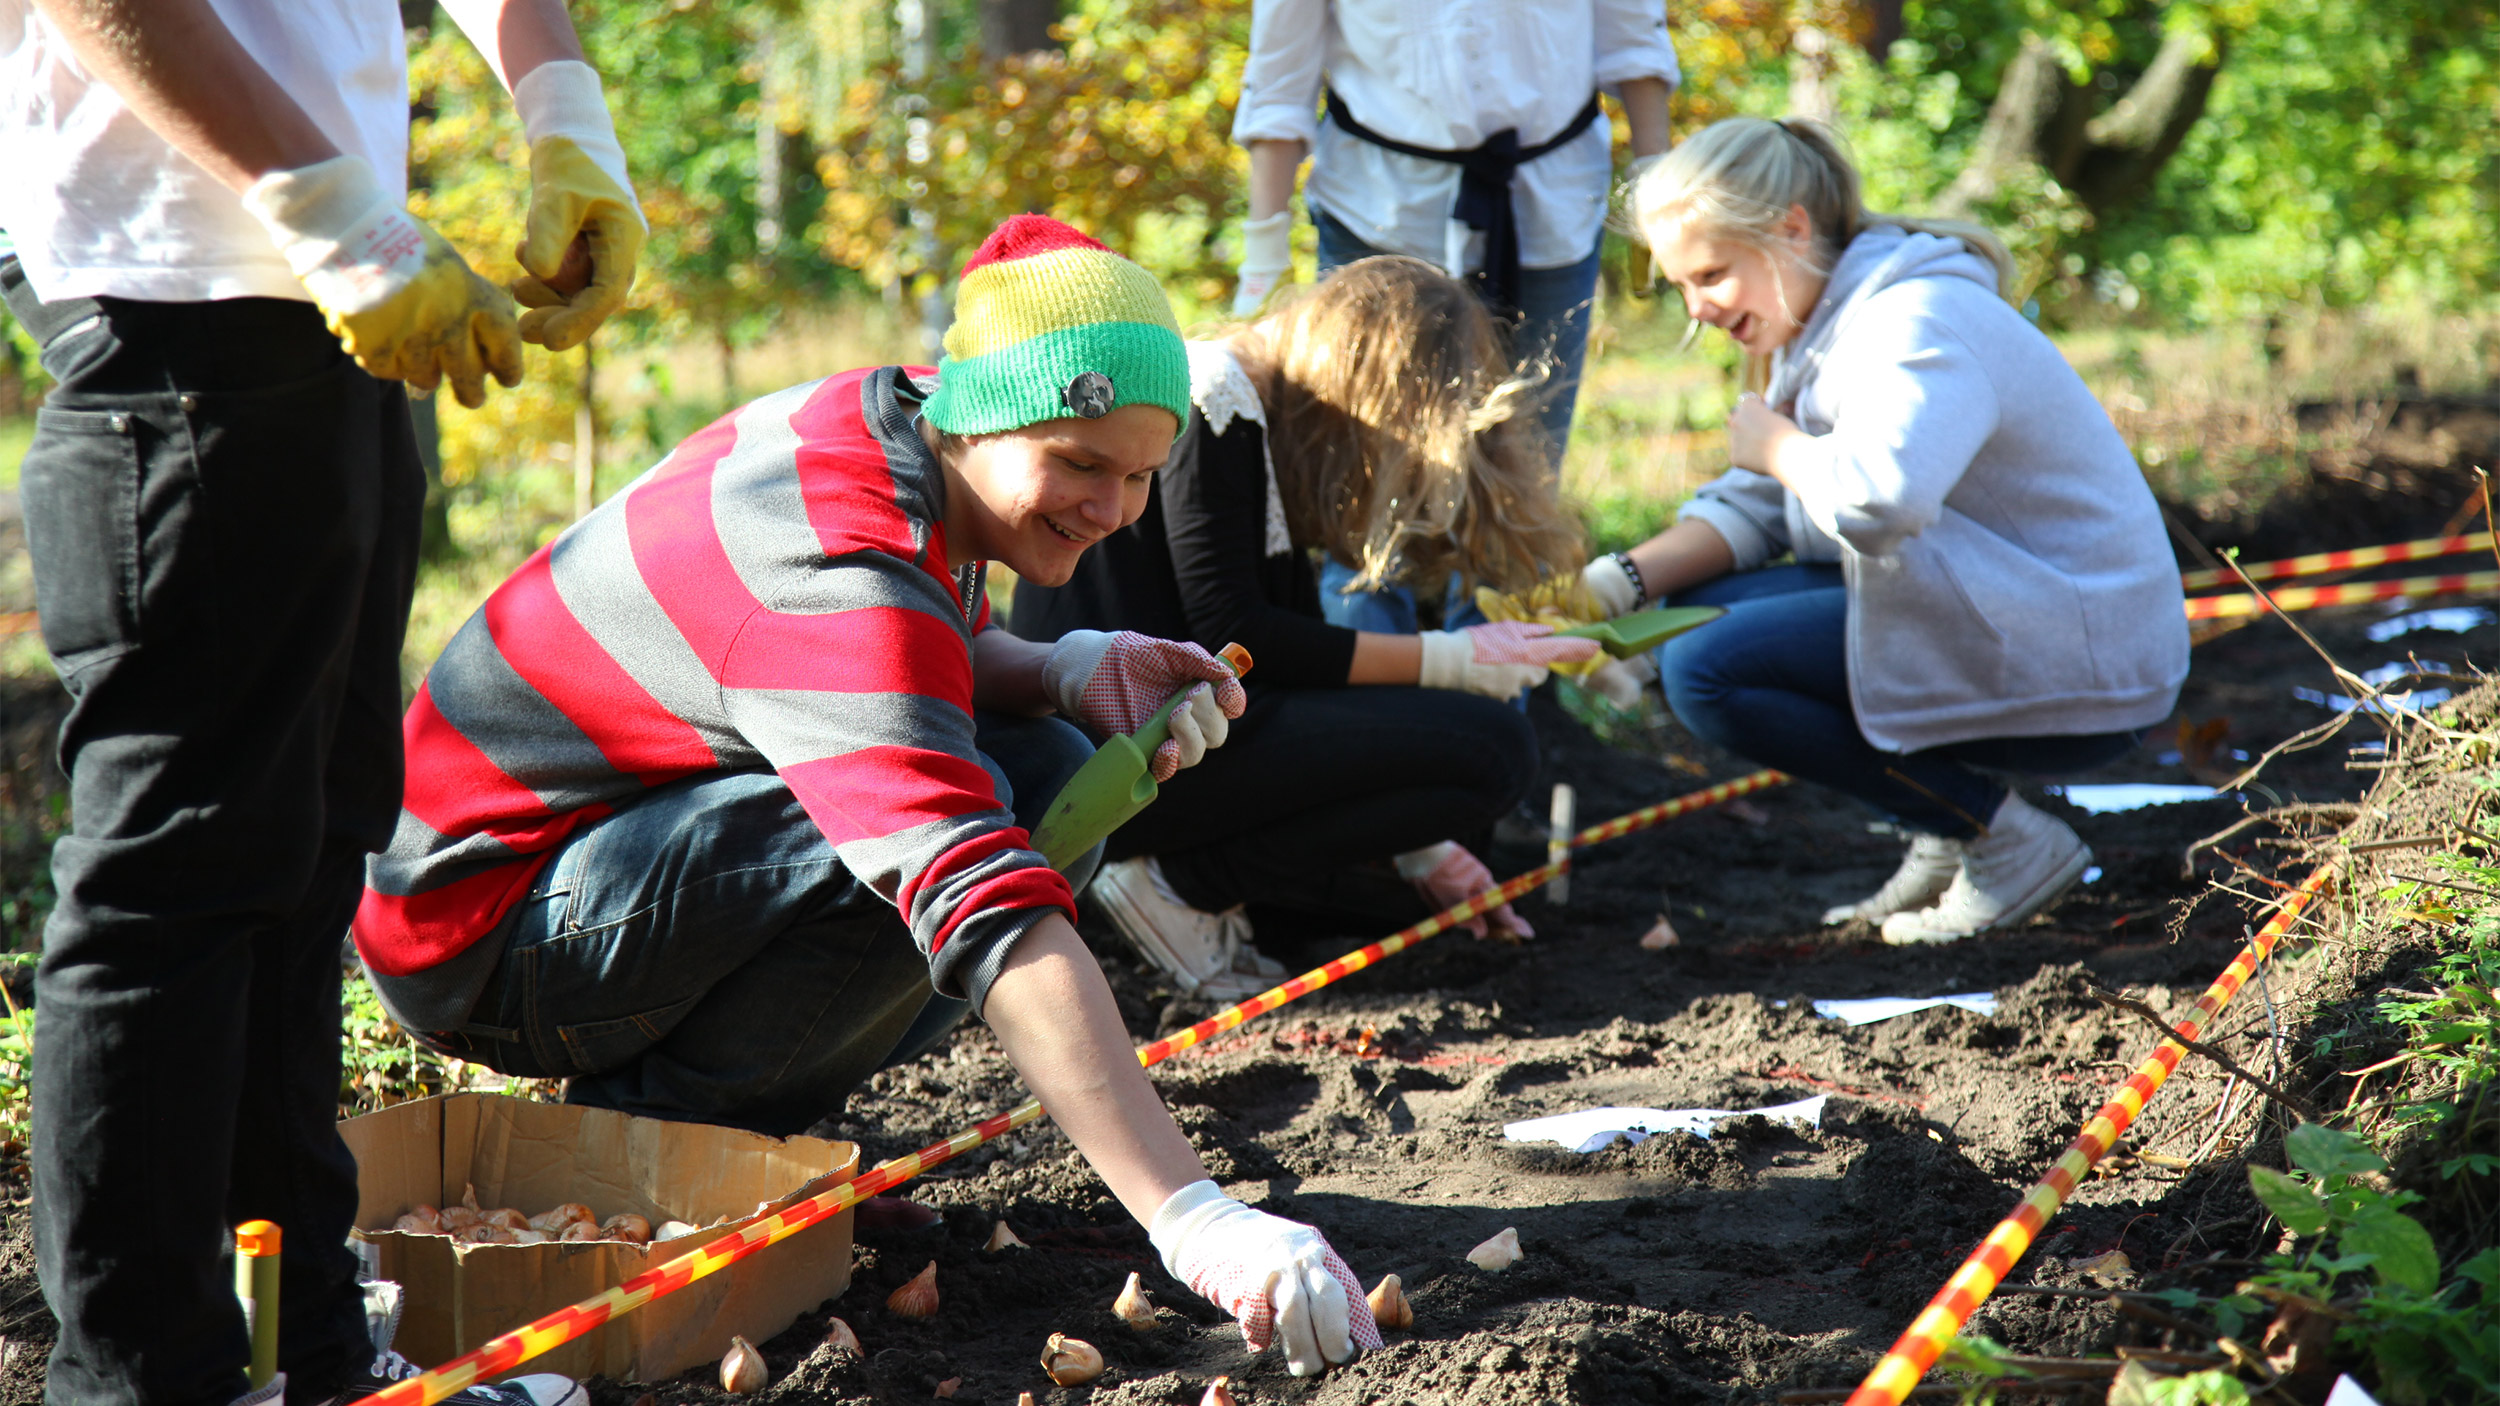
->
xmin=923 ymin=322 xmax=1191 ymax=437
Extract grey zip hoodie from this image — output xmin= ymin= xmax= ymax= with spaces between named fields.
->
xmin=1678 ymin=225 xmax=2188 ymax=753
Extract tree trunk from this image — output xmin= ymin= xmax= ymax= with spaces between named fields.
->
xmin=1935 ymin=34 xmax=2073 ymax=218
xmin=978 ymin=0 xmax=1057 ymax=59
xmin=755 ymin=26 xmax=784 ymax=256
xmin=408 ymin=393 xmax=454 ymax=562
xmin=1936 ymin=25 xmax=2223 ymax=229
xmin=1855 ymin=0 xmax=1905 ymax=61
xmin=2069 ymin=28 xmax=2227 ymax=216
xmin=573 ymin=345 xmax=597 ymax=522
xmin=1788 ymin=24 xmax=1837 ymax=123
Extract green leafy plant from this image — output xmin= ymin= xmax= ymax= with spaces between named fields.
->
xmin=0 ymin=950 xmax=33 ymax=1168
xmin=2107 ymin=1362 xmax=2251 ymax=1406
xmin=2237 ymin=1123 xmax=2499 ymax=1402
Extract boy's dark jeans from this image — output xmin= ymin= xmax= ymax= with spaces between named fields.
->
xmin=5 ymin=260 xmax=421 ymax=1406
xmin=410 ymin=712 xmax=1102 ymax=1138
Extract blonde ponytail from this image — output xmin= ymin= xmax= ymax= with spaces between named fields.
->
xmin=1631 ymin=117 xmax=2017 ymax=301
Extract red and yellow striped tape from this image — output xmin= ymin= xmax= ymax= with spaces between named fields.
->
xmin=2178 ymin=530 xmax=2494 ymax=591
xmin=1844 ymin=863 xmax=2335 ymax=1406
xmin=369 ymin=769 xmax=1792 ymax=1405
xmin=2183 ymin=568 xmax=2500 ymax=620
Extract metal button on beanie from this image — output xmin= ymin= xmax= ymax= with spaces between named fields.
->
xmin=1062 ymin=371 xmax=1115 ymax=418
xmin=922 ymin=214 xmax=1189 ymax=438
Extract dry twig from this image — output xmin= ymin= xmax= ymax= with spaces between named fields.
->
xmin=2088 ymin=987 xmax=2324 ymax=1123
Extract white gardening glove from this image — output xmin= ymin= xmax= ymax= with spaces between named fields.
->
xmin=1231 ymin=211 xmax=1293 ymax=318
xmin=1585 ymin=652 xmax=1657 ymax=708
xmin=1151 ymin=1180 xmax=1381 ymax=1376
xmin=1416 ymin=621 xmax=1602 ymax=700
xmin=509 ymin=60 xmax=646 ymax=351
xmin=1581 ymin=554 xmax=1642 ymax=618
xmin=1041 ymin=631 xmax=1249 ymax=781
xmin=242 ymin=155 xmax=523 ymax=407
xmin=1396 ymin=840 xmax=1530 ymax=939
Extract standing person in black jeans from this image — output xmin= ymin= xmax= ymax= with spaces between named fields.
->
xmin=0 ymin=0 xmax=640 ymax=1401
xmin=1013 ymin=257 xmax=1597 ymax=1000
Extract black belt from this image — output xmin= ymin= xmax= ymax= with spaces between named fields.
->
xmin=1323 ymin=89 xmax=1603 ymax=315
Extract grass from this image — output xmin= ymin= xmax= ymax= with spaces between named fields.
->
xmin=0 ymin=415 xmax=30 ymax=493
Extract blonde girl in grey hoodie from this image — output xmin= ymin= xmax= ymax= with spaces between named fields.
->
xmin=1583 ymin=116 xmax=2188 ymax=945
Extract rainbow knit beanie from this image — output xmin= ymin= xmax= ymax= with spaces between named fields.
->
xmin=923 ymin=214 xmax=1190 ymax=438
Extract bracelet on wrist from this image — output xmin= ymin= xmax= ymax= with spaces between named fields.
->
xmin=1611 ymin=550 xmax=1648 ymax=606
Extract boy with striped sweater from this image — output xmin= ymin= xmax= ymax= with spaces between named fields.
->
xmin=355 ymin=216 xmax=1380 ymax=1373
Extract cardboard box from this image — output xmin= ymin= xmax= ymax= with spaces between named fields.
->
xmin=341 ymin=1093 xmax=857 ymax=1383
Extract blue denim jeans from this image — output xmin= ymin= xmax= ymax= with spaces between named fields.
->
xmin=1653 ymin=565 xmax=2144 ymax=838
xmin=430 ymin=712 xmax=1100 ymax=1136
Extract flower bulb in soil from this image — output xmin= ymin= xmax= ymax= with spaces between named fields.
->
xmin=889 ymin=1260 xmax=940 ymax=1318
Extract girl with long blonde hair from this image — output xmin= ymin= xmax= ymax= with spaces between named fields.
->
xmin=1015 ymin=255 xmax=1595 ymax=997
xmin=1578 ymin=116 xmax=2187 ymax=944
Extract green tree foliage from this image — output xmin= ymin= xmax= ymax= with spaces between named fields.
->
xmin=1832 ymin=0 xmax=2500 ymax=322
xmin=817 ymin=0 xmax=1254 ymax=320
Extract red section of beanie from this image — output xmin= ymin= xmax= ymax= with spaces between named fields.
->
xmin=958 ymin=214 xmax=1111 ymax=276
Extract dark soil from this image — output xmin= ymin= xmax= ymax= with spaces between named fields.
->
xmin=0 ymin=437 xmax=2492 ymax=1403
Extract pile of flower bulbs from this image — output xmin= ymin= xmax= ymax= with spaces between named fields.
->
xmin=389 ymin=1184 xmax=694 ymax=1246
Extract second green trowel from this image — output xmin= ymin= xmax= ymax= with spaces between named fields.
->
xmin=1554 ymin=604 xmax=1723 ymax=657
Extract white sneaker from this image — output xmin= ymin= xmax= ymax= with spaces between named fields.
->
xmin=1880 ymin=793 xmax=2090 ymax=946
xmin=1822 ymin=834 xmax=1966 ymax=925
xmin=1089 ymin=857 xmax=1285 ymax=1002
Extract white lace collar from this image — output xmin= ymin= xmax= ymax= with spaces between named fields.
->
xmin=1186 ymin=340 xmax=1292 ymax=557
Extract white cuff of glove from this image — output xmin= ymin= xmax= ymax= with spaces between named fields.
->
xmin=1039 ymin=629 xmax=1114 ymax=721
xmin=1148 ymin=1178 xmax=1235 ymax=1277
xmin=241 ymin=156 xmax=423 ymax=314
xmin=513 ymin=60 xmax=642 ymax=221
xmin=1414 ymin=629 xmax=1471 ymax=693
xmin=1581 ymin=554 xmax=1641 ymax=617
xmin=1239 ymin=212 xmax=1293 ymax=279
xmin=1393 ymin=840 xmax=1460 ymax=883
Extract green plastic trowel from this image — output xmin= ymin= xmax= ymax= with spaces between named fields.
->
xmin=1031 ymin=643 xmax=1252 ymax=871
xmin=1554 ymin=604 xmax=1723 ymax=657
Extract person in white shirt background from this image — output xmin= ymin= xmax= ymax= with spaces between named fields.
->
xmin=0 ymin=0 xmax=638 ymax=1401
xmin=1229 ymin=0 xmax=1678 ymax=639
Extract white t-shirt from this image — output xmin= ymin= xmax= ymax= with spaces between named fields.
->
xmin=1232 ymin=0 xmax=1679 ymax=274
xmin=0 ymin=0 xmax=408 ymax=303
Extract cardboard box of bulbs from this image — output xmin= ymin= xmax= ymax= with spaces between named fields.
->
xmin=342 ymin=1092 xmax=858 ymax=1383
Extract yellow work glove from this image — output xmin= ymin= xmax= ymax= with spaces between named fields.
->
xmin=1474 ymin=575 xmax=1611 ymax=678
xmin=510 ymin=61 xmax=645 ymax=351
xmin=243 ymin=156 xmax=523 ymax=408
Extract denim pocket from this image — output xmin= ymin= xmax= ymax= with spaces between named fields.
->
xmin=554 ymin=991 xmax=703 ymax=1076
xmin=20 ymin=405 xmax=143 ymax=666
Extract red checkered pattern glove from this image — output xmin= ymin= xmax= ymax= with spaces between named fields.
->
xmin=1398 ymin=840 xmax=1532 ymax=940
xmin=1150 ymin=1181 xmax=1381 ymax=1375
xmin=1042 ymin=631 xmax=1249 ymax=781
xmin=1416 ymin=621 xmax=1602 ymax=700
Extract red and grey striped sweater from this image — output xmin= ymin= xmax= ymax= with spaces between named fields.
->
xmin=354 ymin=367 xmax=1075 ymax=1011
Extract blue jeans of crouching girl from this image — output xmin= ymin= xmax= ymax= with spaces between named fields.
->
xmin=412 ymin=712 xmax=1099 ymax=1137
xmin=1652 ymin=565 xmax=2144 ymax=838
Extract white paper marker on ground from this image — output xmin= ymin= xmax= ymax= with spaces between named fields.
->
xmin=2045 ymin=783 xmax=2225 ymax=813
xmin=1501 ymin=1095 xmax=1829 ymax=1154
xmin=2324 ymin=1375 xmax=2383 ymax=1406
xmin=1768 ymin=993 xmax=1999 ymax=1024
xmin=1809 ymin=993 xmax=1997 ymax=1025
